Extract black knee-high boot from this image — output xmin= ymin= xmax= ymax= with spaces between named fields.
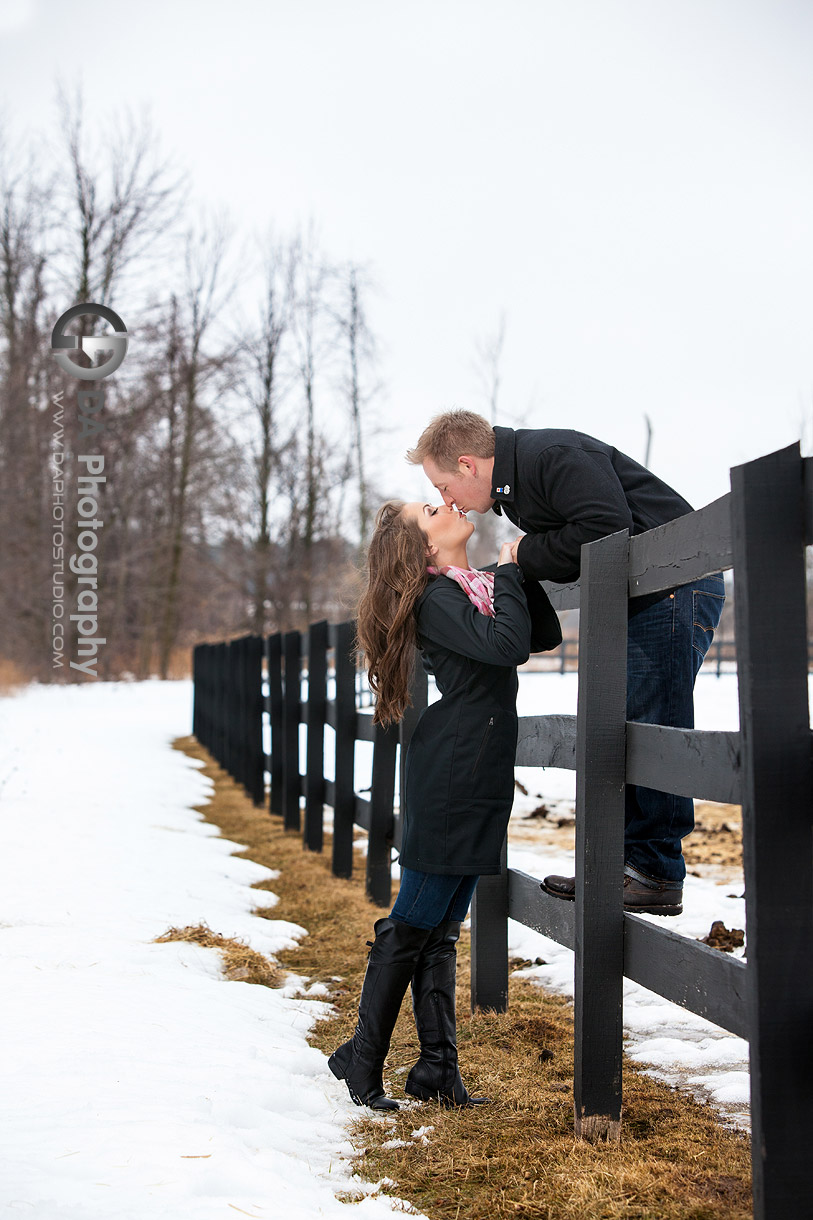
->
xmin=404 ymin=920 xmax=489 ymax=1107
xmin=329 ymin=918 xmax=431 ymax=1110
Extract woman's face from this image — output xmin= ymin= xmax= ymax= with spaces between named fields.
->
xmin=402 ymin=501 xmax=474 ymax=559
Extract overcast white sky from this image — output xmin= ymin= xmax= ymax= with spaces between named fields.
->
xmin=2 ymin=0 xmax=813 ymax=512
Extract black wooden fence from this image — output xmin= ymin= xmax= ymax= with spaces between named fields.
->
xmin=193 ymin=634 xmax=265 ymax=807
xmin=193 ymin=619 xmax=402 ymax=904
xmin=547 ymin=634 xmax=738 ymax=674
xmin=532 ymin=635 xmax=813 ymax=675
xmin=193 ymin=442 xmax=813 ymax=1220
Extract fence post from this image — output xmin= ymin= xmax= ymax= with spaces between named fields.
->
xmin=232 ymin=638 xmax=243 ymax=783
xmin=234 ymin=636 xmax=247 ymax=788
xmin=239 ymin=635 xmax=252 ymax=793
xmin=204 ymin=643 xmax=213 ymax=752
xmin=192 ymin=644 xmax=201 ymax=741
xmin=209 ymin=642 xmax=217 ymax=755
xmin=332 ymin=620 xmax=357 ymax=878
xmin=193 ymin=644 xmax=202 ymax=746
xmin=304 ymin=620 xmax=328 ymax=852
xmin=573 ymin=528 xmax=629 ymax=1143
xmin=202 ymin=643 xmax=213 ymax=752
xmin=216 ymin=641 xmax=228 ymax=770
xmin=226 ymin=639 xmax=238 ymax=780
xmin=470 ymin=835 xmax=509 ymax=1011
xmin=367 ymin=720 xmax=397 ymax=906
xmin=282 ymin=630 xmax=302 ymax=831
xmin=267 ymin=634 xmax=283 ymax=816
xmin=730 ymin=443 xmax=813 ymax=1218
xmin=245 ymin=635 xmax=265 ymax=806
xmin=205 ymin=641 xmax=215 ymax=751
xmin=209 ymin=643 xmax=218 ymax=764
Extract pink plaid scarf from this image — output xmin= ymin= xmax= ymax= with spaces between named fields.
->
xmin=426 ymin=563 xmax=495 ymax=617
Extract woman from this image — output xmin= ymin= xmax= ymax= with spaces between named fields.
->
xmin=329 ymin=500 xmax=562 ymax=1110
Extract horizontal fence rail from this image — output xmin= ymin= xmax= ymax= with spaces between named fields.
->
xmin=193 ymin=441 xmax=813 ymax=1220
xmin=527 ymin=636 xmax=813 ymax=675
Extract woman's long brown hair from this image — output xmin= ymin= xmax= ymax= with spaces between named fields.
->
xmin=355 ymin=500 xmax=431 ymax=727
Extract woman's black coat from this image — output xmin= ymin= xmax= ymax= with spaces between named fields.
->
xmin=399 ymin=562 xmax=562 ymax=875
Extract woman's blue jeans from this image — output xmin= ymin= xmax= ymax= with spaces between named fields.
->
xmin=390 ymin=869 xmax=480 ymax=930
xmin=625 ymin=572 xmax=726 ymax=883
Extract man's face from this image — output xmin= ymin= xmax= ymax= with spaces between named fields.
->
xmin=423 ymin=456 xmax=495 ymax=515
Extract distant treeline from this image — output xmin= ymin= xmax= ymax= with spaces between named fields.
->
xmin=0 ymin=87 xmax=397 ymax=681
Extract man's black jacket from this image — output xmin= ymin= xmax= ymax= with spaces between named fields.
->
xmin=490 ymin=426 xmax=693 ymax=584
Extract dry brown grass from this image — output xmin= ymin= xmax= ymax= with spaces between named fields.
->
xmin=0 ymin=657 xmax=30 ymax=693
xmin=155 ymin=647 xmax=194 ymax=680
xmin=0 ymin=647 xmax=193 ymax=690
xmin=153 ymin=922 xmax=285 ymax=987
xmin=173 ymin=734 xmax=752 ymax=1220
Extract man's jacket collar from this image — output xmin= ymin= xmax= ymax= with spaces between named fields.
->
xmin=490 ymin=426 xmax=516 ymax=517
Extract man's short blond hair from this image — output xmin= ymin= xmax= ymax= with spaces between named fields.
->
xmin=405 ymin=409 xmax=495 ymax=472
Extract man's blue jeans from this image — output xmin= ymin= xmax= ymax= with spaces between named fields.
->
xmin=390 ymin=869 xmax=480 ymax=930
xmin=625 ymin=572 xmax=726 ymax=883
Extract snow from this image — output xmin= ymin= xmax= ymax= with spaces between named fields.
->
xmin=0 ymin=680 xmax=424 ymax=1220
xmin=0 ymin=670 xmax=765 ymax=1216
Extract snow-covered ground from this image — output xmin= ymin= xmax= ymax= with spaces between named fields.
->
xmin=0 ymin=681 xmax=422 ymax=1220
xmin=0 ymin=672 xmax=761 ymax=1217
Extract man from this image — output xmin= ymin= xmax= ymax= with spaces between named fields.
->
xmin=406 ymin=410 xmax=725 ymax=915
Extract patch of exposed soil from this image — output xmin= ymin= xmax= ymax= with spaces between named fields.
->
xmin=509 ymin=790 xmax=743 ymax=879
xmin=684 ymin=801 xmax=743 ymax=875
xmin=700 ymin=920 xmax=745 ymax=952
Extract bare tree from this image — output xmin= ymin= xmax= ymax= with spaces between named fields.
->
xmin=264 ymin=427 xmax=350 ymax=632
xmin=54 ymin=83 xmax=184 ymax=310
xmin=96 ymin=325 xmax=248 ymax=680
xmin=288 ymin=225 xmax=336 ymax=620
xmin=331 ymin=261 xmax=386 ymax=559
xmin=643 ymin=413 xmax=653 ymax=468
xmin=31 ymin=88 xmax=188 ymax=676
xmin=240 ymin=234 xmax=298 ymax=635
xmin=1 ymin=93 xmax=400 ymax=682
xmin=467 ymin=312 xmax=511 ymax=567
xmin=153 ymin=216 xmax=239 ymax=676
xmin=473 ymin=310 xmax=507 ymax=426
xmin=0 ymin=130 xmax=56 ymax=676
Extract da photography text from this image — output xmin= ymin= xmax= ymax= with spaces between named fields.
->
xmin=50 ymin=304 xmax=129 ymax=676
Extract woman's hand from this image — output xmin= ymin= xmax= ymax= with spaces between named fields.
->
xmin=498 ymin=541 xmax=516 ymax=567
